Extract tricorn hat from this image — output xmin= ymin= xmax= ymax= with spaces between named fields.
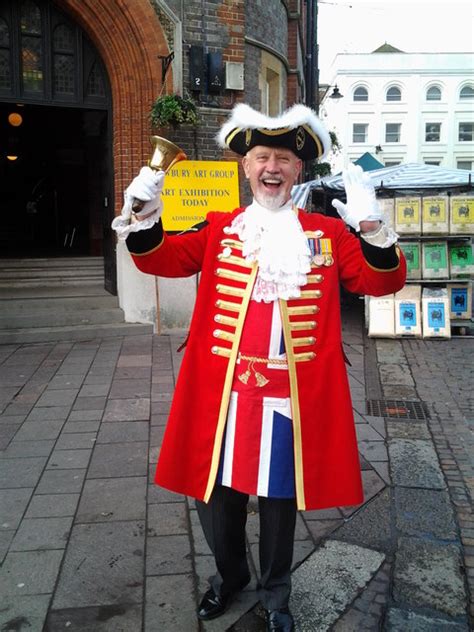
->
xmin=217 ymin=103 xmax=331 ymax=161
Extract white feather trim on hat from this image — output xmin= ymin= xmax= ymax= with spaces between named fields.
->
xmin=217 ymin=103 xmax=331 ymax=160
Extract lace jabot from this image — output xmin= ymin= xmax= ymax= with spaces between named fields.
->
xmin=224 ymin=199 xmax=311 ymax=302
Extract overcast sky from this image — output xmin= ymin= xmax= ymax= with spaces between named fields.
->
xmin=317 ymin=0 xmax=474 ymax=82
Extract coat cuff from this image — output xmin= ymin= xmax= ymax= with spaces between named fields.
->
xmin=126 ymin=220 xmax=164 ymax=255
xmin=360 ymin=238 xmax=401 ymax=271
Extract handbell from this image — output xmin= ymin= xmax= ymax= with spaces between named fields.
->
xmin=131 ymin=136 xmax=187 ymax=213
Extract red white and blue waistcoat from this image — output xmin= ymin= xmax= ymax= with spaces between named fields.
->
xmin=216 ymin=299 xmax=295 ymax=498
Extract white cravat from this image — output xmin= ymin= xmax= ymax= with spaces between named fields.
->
xmin=225 ymin=199 xmax=311 ymax=302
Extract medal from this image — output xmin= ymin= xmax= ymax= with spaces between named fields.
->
xmin=312 ymin=254 xmax=325 ymax=266
xmin=324 ymin=254 xmax=334 ymax=266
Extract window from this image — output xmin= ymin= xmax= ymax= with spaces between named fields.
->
xmin=426 ymin=86 xmax=441 ymax=101
xmin=424 ymin=160 xmax=441 ymax=166
xmin=21 ymin=0 xmax=43 ymax=93
xmin=0 ymin=17 xmax=10 ymax=91
xmin=384 ymin=161 xmax=400 ymax=167
xmin=460 ymin=85 xmax=474 ymax=100
xmin=53 ymin=24 xmax=75 ymax=95
xmin=385 ymin=123 xmax=401 ymax=143
xmin=425 ymin=123 xmax=441 ymax=142
xmin=352 ymin=123 xmax=368 ymax=143
xmin=386 ymin=86 xmax=401 ymax=101
xmin=353 ymin=86 xmax=368 ymax=102
xmin=459 ymin=122 xmax=473 ymax=142
xmin=457 ymin=160 xmax=473 ymax=170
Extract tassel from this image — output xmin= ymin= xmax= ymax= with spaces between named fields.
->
xmin=254 ymin=371 xmax=269 ymax=387
xmin=238 ymin=369 xmax=251 ymax=384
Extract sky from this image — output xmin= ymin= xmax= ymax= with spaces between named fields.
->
xmin=317 ymin=0 xmax=474 ymax=83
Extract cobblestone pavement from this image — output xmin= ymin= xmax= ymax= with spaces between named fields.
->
xmin=0 ymin=303 xmax=472 ymax=632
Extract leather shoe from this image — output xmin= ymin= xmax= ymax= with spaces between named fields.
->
xmin=265 ymin=608 xmax=295 ymax=632
xmin=197 ymin=587 xmax=231 ymax=620
xmin=197 ymin=575 xmax=250 ymax=620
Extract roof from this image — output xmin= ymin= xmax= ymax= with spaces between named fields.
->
xmin=321 ymin=163 xmax=474 ymax=192
xmin=354 ymin=152 xmax=384 ymax=172
xmin=291 ymin=162 xmax=473 ymax=208
xmin=372 ymin=42 xmax=404 ymax=53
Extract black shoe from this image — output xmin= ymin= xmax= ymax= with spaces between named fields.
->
xmin=197 ymin=587 xmax=231 ymax=620
xmin=197 ymin=575 xmax=251 ymax=621
xmin=265 ymin=608 xmax=295 ymax=632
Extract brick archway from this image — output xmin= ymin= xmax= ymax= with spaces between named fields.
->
xmin=56 ymin=0 xmax=170 ymax=213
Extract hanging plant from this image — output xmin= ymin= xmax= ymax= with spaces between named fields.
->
xmin=150 ymin=94 xmax=198 ymax=129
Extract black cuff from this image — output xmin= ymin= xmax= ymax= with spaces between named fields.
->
xmin=126 ymin=220 xmax=164 ymax=255
xmin=360 ymin=238 xmax=400 ymax=271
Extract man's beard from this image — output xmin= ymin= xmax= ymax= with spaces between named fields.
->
xmin=254 ymin=189 xmax=289 ymax=210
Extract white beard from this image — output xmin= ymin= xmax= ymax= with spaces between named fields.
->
xmin=254 ymin=189 xmax=289 ymax=210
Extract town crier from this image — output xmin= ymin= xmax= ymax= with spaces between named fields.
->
xmin=112 ymin=103 xmax=406 ymax=632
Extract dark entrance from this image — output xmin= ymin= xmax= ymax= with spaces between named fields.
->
xmin=0 ymin=103 xmax=109 ymax=258
xmin=0 ymin=0 xmax=115 ymax=293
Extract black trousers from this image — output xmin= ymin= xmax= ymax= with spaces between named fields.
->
xmin=196 ymin=485 xmax=297 ymax=610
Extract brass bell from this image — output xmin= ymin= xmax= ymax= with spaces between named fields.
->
xmin=132 ymin=136 xmax=187 ymax=213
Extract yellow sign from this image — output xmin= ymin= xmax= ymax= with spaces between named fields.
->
xmin=161 ymin=160 xmax=240 ymax=231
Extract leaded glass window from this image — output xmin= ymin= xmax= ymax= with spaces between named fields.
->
xmin=53 ymin=24 xmax=75 ymax=95
xmin=0 ymin=18 xmax=10 ymax=91
xmin=21 ymin=1 xmax=43 ymax=93
xmin=86 ymin=62 xmax=105 ymax=97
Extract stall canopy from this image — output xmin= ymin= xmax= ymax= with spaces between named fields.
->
xmin=292 ymin=163 xmax=474 ymax=208
xmin=354 ymin=152 xmax=384 ymax=172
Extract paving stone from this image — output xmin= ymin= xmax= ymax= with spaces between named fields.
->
xmin=0 ymin=456 xmax=47 ymax=489
xmin=386 ymin=607 xmax=469 ymax=631
xmin=144 ymin=574 xmax=198 ymax=632
xmin=36 ymin=389 xmax=78 ymax=407
xmin=375 ymin=340 xmax=407 ymax=364
xmin=395 ymin=488 xmax=458 ymax=540
xmin=332 ymin=489 xmax=393 ymax=553
xmin=87 ymin=442 xmax=148 ymax=478
xmin=46 ymin=603 xmax=143 ymax=631
xmin=393 ymin=537 xmax=466 ymax=617
xmin=62 ymin=420 xmax=101 ymax=433
xmin=147 ymin=482 xmax=184 ymax=504
xmin=114 ymin=366 xmax=151 ymax=380
xmin=108 ymin=379 xmax=151 ymax=399
xmin=304 ymin=519 xmax=343 ymax=543
xmin=27 ymin=406 xmax=71 ymax=421
xmin=48 ymin=374 xmax=85 ymax=390
xmin=0 ymin=529 xmax=15 ymax=564
xmin=55 ymin=432 xmax=97 ymax=450
xmin=146 ymin=534 xmax=193 ymax=575
xmin=46 ymin=448 xmax=92 ymax=470
xmin=290 ymin=540 xmax=385 ymax=631
xmin=0 ymin=488 xmax=33 ymax=529
xmin=358 ymin=441 xmax=388 ymax=462
xmin=73 ymin=396 xmax=107 ymax=411
xmin=117 ymin=355 xmax=152 ymax=368
xmin=10 ymin=516 xmax=73 ymax=551
xmin=379 ymin=363 xmax=415 ymax=386
xmin=0 ymin=549 xmax=64 ymax=596
xmin=103 ymin=398 xmax=150 ymax=422
xmin=389 ymin=438 xmax=446 ymax=489
xmin=52 ymin=521 xmax=145 ymax=609
xmin=13 ymin=420 xmax=64 ymax=441
xmin=382 ymin=384 xmax=418 ymax=399
xmin=97 ymin=421 xmax=149 ymax=444
xmin=25 ymin=494 xmax=80 ymax=519
xmin=68 ymin=409 xmax=103 ymax=422
xmin=386 ymin=420 xmax=431 ymax=440
xmin=76 ymin=477 xmax=147 ymax=523
xmin=147 ymin=502 xmax=188 ymax=536
xmin=0 ymin=594 xmax=51 ymax=632
xmin=36 ymin=469 xmax=86 ymax=494
xmin=356 ymin=424 xmax=384 ymax=442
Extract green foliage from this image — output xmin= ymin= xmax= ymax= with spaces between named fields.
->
xmin=150 ymin=94 xmax=198 ymax=129
xmin=311 ymin=129 xmax=341 ymax=179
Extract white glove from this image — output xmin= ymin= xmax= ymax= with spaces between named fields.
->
xmin=331 ymin=163 xmax=382 ymax=232
xmin=111 ymin=167 xmax=165 ymax=239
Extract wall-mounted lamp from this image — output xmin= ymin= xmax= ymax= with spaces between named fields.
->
xmin=8 ymin=112 xmax=23 ymax=127
xmin=375 ymin=145 xmax=383 ymax=154
xmin=329 ymin=85 xmax=343 ymax=99
xmin=7 ymin=155 xmax=19 ymax=161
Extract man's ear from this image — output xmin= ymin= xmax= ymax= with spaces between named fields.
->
xmin=295 ymin=159 xmax=303 ymax=180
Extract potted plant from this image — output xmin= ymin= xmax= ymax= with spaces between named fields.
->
xmin=150 ymin=94 xmax=198 ymax=129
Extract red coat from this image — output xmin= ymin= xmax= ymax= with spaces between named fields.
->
xmin=129 ymin=208 xmax=406 ymax=510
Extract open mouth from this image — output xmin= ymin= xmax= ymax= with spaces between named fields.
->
xmin=261 ymin=177 xmax=283 ymax=192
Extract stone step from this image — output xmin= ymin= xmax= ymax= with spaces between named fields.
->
xmin=0 ymin=295 xmax=119 ymax=314
xmin=0 ymin=257 xmax=104 ymax=268
xmin=0 ymin=308 xmax=126 ymax=329
xmin=0 ymin=276 xmax=104 ymax=288
xmin=0 ymin=322 xmax=154 ymax=344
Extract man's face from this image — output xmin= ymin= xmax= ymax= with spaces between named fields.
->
xmin=242 ymin=145 xmax=302 ymax=210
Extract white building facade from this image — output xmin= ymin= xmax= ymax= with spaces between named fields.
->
xmin=320 ymin=49 xmax=474 ymax=173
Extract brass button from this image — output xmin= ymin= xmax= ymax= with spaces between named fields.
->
xmin=315 ymin=290 xmax=322 ymax=298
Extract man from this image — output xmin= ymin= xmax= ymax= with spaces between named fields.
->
xmin=112 ymin=103 xmax=406 ymax=632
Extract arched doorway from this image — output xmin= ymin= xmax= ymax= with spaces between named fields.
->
xmin=0 ymin=0 xmax=114 ymax=286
